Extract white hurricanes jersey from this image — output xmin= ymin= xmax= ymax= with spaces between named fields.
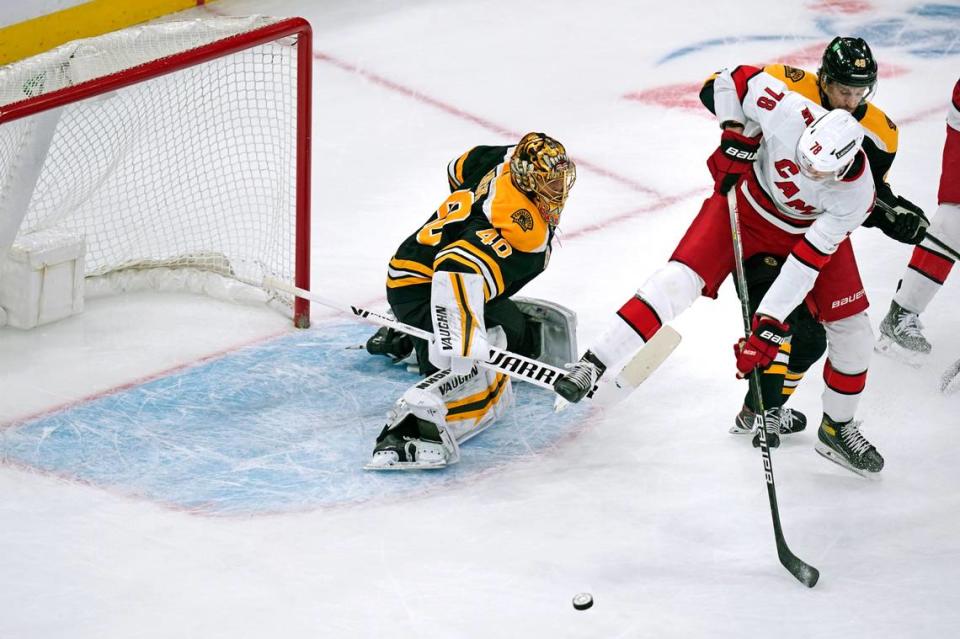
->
xmin=939 ymin=77 xmax=960 ymax=204
xmin=948 ymin=77 xmax=960 ymax=133
xmin=712 ymin=68 xmax=876 ymax=321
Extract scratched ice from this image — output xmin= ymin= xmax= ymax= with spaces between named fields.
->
xmin=1 ymin=323 xmax=588 ymax=515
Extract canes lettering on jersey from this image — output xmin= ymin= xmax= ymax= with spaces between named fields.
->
xmin=713 ymin=69 xmax=874 ymax=237
xmin=711 ymin=69 xmax=875 ymax=322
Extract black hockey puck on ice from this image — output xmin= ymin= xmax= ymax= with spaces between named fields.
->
xmin=572 ymin=593 xmax=594 ymax=610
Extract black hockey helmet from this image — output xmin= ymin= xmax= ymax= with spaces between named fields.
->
xmin=819 ymin=36 xmax=878 ymax=89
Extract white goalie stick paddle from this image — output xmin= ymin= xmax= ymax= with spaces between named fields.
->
xmin=555 ymin=325 xmax=682 ymax=411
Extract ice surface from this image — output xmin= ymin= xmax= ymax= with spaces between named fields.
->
xmin=1 ymin=1 xmax=959 ymax=638
xmin=3 ymin=323 xmax=589 ymax=515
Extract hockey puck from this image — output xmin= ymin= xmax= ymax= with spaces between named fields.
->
xmin=572 ymin=593 xmax=594 ymax=610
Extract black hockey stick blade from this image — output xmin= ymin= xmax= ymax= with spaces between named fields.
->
xmin=777 ymin=542 xmax=819 ymax=588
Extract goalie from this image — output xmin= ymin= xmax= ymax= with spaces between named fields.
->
xmin=363 ymin=132 xmax=578 ymax=469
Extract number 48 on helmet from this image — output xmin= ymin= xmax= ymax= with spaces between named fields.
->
xmin=818 ymin=36 xmax=879 ymax=105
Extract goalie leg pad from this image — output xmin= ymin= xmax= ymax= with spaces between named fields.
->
xmin=443 ymin=368 xmax=514 ymax=444
xmin=367 ymin=377 xmax=461 ymax=470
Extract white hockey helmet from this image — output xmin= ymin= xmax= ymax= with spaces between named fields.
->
xmin=796 ymin=109 xmax=864 ymax=181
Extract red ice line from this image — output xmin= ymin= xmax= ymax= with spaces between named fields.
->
xmin=314 ymin=52 xmax=664 ymax=200
xmin=0 ymin=329 xmax=291 ymax=430
xmin=10 ymin=21 xmax=938 ymax=427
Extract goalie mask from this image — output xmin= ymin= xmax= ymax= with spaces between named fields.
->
xmin=796 ymin=109 xmax=864 ymax=181
xmin=509 ymin=132 xmax=576 ymax=227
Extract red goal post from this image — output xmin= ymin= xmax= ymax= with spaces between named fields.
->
xmin=0 ymin=16 xmax=312 ymax=327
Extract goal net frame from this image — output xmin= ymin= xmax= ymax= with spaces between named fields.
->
xmin=0 ymin=16 xmax=313 ymax=327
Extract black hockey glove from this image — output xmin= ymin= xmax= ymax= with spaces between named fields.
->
xmin=864 ymin=194 xmax=929 ymax=245
xmin=706 ymin=129 xmax=761 ymax=195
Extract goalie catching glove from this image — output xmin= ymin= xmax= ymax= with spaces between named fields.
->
xmin=734 ymin=314 xmax=789 ymax=378
xmin=707 ymin=128 xmax=761 ymax=194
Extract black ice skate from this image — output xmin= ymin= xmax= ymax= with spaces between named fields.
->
xmin=366 ymin=415 xmax=448 ymax=470
xmin=365 ymin=326 xmax=414 ymax=362
xmin=876 ymin=300 xmax=931 ymax=366
xmin=751 ymin=408 xmax=781 ymax=449
xmin=731 ymin=405 xmax=807 ymax=438
xmin=815 ymin=415 xmax=884 ymax=477
xmin=553 ymin=350 xmax=606 ymax=403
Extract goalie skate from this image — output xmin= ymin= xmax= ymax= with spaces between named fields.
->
xmin=365 ymin=416 xmax=453 ymax=471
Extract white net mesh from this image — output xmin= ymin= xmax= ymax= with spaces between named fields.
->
xmin=0 ymin=16 xmax=304 ymax=308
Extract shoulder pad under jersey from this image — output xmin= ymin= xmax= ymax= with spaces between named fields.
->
xmin=763 ymin=64 xmax=822 ymax=104
xmin=857 ymin=102 xmax=899 ymax=154
xmin=483 ymin=170 xmax=550 ymax=253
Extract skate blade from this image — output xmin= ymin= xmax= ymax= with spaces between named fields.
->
xmin=814 ymin=443 xmax=880 ymax=480
xmin=363 ymin=460 xmax=448 ymax=471
xmin=729 ymin=423 xmax=755 ymax=435
xmin=874 ymin=336 xmax=928 ymax=368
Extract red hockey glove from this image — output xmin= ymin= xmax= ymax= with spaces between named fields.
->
xmin=706 ymin=129 xmax=761 ymax=195
xmin=734 ymin=314 xmax=790 ymax=379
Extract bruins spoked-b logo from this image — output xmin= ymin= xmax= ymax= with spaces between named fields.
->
xmin=511 ymin=208 xmax=535 ymax=231
xmin=783 ymin=65 xmax=805 ymax=82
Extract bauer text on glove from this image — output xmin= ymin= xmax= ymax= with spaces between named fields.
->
xmin=706 ymin=128 xmax=761 ymax=195
xmin=734 ymin=314 xmax=789 ymax=378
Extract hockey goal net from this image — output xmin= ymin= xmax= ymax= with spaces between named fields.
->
xmin=0 ymin=15 xmax=312 ymax=326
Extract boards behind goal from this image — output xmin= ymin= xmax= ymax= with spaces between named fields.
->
xmin=0 ymin=15 xmax=312 ymax=328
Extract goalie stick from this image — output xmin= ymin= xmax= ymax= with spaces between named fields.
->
xmin=264 ymin=277 xmax=680 ymax=401
xmin=727 ymin=190 xmax=820 ymax=588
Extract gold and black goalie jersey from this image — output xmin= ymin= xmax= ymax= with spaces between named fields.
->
xmin=386 ymin=145 xmax=552 ymax=307
xmin=700 ymin=63 xmax=900 ymax=201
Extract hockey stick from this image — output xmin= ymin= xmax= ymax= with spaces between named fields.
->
xmin=874 ymin=199 xmax=960 ymax=260
xmin=727 ymin=189 xmax=820 ymax=588
xmin=554 ymin=324 xmax=681 ymax=411
xmin=265 ymin=276 xmax=568 ymax=392
xmin=266 ymin=277 xmax=680 ymax=404
xmin=925 ymin=233 xmax=960 ymax=262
